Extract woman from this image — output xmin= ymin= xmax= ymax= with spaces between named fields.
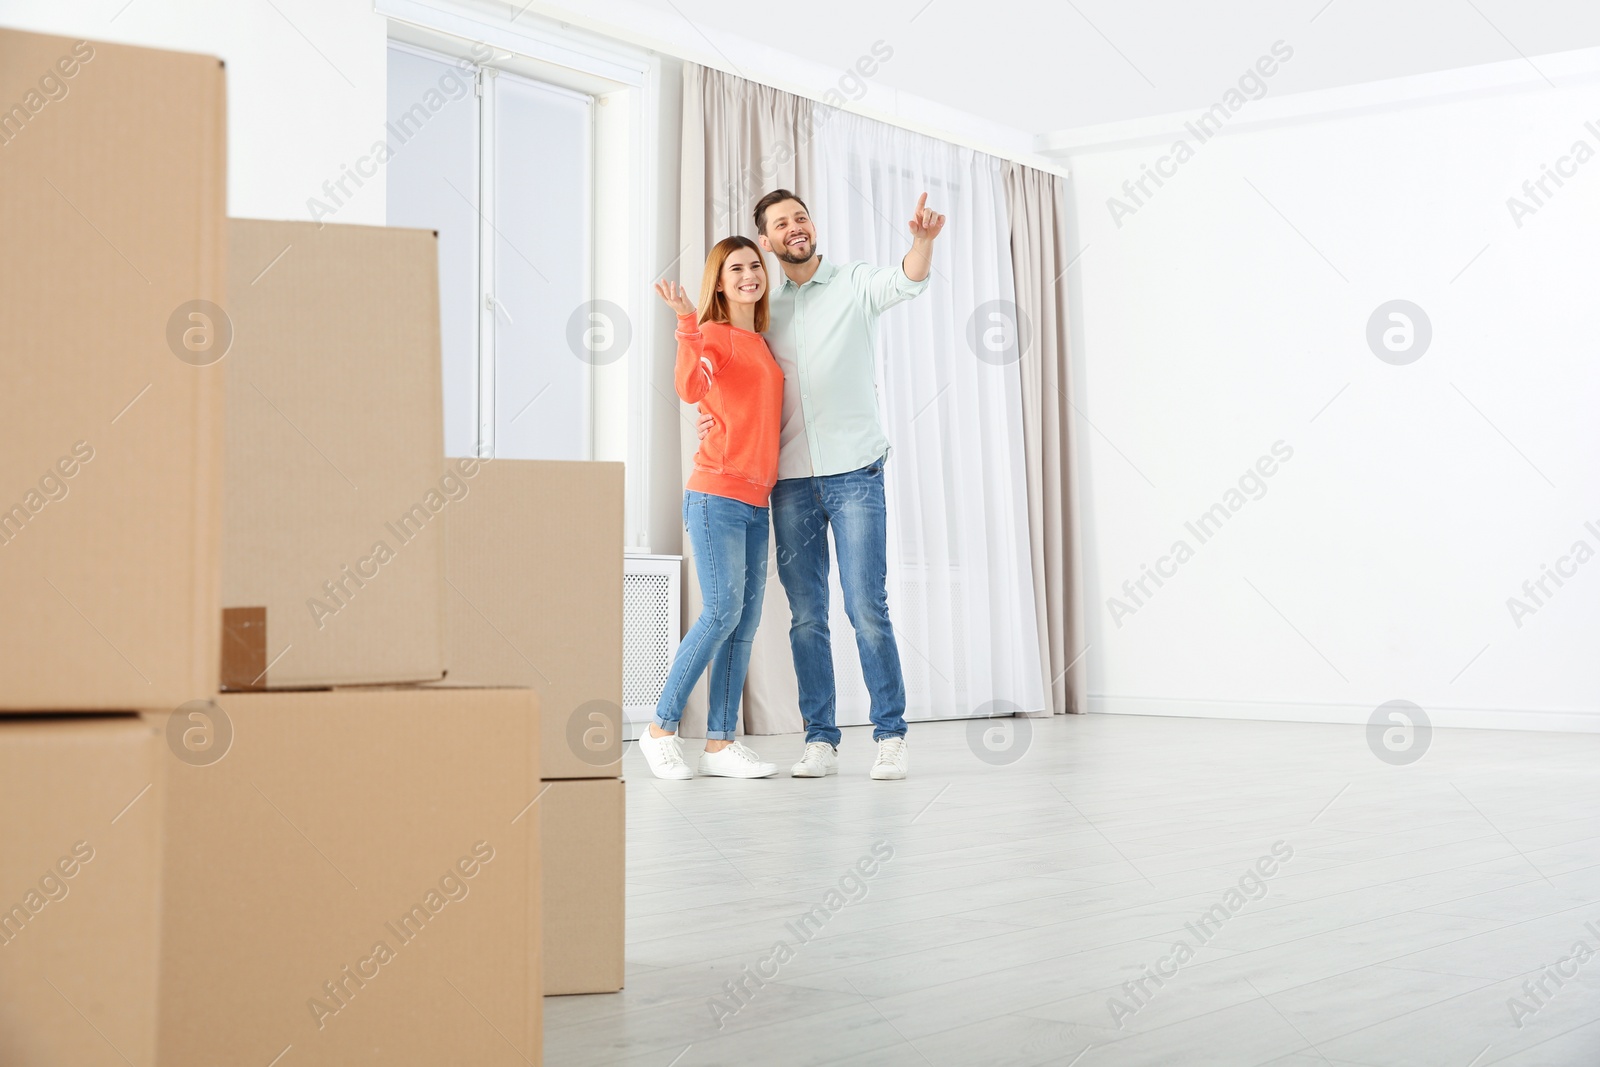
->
xmin=640 ymin=236 xmax=785 ymax=780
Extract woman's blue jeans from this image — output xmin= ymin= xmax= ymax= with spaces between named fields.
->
xmin=653 ymin=490 xmax=770 ymax=740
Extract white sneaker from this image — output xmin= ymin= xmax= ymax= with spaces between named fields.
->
xmin=638 ymin=730 xmax=693 ymax=780
xmin=791 ymin=741 xmax=838 ymax=778
xmin=698 ymin=740 xmax=777 ymax=779
xmin=870 ymin=737 xmax=908 ymax=780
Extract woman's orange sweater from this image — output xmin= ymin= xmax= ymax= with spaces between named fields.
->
xmin=675 ymin=313 xmax=784 ymax=507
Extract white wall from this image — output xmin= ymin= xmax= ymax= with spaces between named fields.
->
xmin=464 ymin=0 xmax=1045 ymax=166
xmin=1062 ymin=68 xmax=1600 ymax=731
xmin=1 ymin=0 xmax=390 ymax=224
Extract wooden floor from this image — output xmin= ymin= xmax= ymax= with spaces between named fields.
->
xmin=545 ymin=713 xmax=1600 ymax=1066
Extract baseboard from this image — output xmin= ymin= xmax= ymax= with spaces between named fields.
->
xmin=1089 ymin=695 xmax=1600 ymax=734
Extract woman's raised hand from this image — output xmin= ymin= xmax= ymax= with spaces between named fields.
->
xmin=654 ymin=280 xmax=696 ymax=316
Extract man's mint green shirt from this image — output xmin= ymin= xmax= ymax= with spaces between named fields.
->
xmin=767 ymin=256 xmax=930 ymax=480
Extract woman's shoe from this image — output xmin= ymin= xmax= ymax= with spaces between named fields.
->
xmin=639 ymin=730 xmax=694 ymax=780
xmin=699 ymin=740 xmax=777 ymax=779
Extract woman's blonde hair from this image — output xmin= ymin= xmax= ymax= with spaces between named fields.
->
xmin=696 ymin=235 xmax=769 ymax=332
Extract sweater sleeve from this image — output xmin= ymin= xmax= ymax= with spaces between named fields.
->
xmin=673 ymin=313 xmax=719 ymax=404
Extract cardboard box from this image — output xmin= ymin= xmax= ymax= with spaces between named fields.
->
xmin=0 ymin=29 xmax=225 ymax=711
xmin=542 ymin=778 xmax=624 ymax=995
xmin=434 ymin=460 xmax=624 ymax=778
xmin=0 ymin=717 xmax=164 ymax=1066
xmin=223 ymin=219 xmax=446 ymax=689
xmin=151 ymin=687 xmax=541 ymax=1066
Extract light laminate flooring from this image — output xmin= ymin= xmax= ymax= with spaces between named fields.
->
xmin=545 ymin=714 xmax=1600 ymax=1066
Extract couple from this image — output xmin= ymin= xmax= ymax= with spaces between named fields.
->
xmin=639 ymin=188 xmax=947 ymax=782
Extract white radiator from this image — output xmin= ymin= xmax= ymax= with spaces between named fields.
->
xmin=622 ymin=553 xmax=681 ymax=729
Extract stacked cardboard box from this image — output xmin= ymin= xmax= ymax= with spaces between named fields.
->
xmin=1 ymin=27 xmax=226 ymax=1066
xmin=221 ymin=218 xmax=448 ymax=691
xmin=4 ymin=26 xmax=568 ymax=1063
xmin=0 ymin=29 xmax=225 ymax=711
xmin=151 ymin=688 xmax=542 ymax=1066
xmin=0 ymin=718 xmax=166 ymax=1067
xmin=149 ymin=217 xmax=547 ymax=1065
xmin=434 ymin=460 xmax=627 ymax=995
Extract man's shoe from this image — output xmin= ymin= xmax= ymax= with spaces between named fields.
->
xmin=870 ymin=736 xmax=908 ymax=780
xmin=699 ymin=741 xmax=777 ymax=779
xmin=638 ymin=730 xmax=693 ymax=780
xmin=791 ymin=741 xmax=838 ymax=778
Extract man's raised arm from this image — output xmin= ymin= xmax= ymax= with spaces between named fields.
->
xmin=901 ymin=191 xmax=946 ymax=282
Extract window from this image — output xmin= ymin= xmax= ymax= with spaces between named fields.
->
xmin=386 ymin=42 xmax=593 ymax=460
xmin=379 ymin=6 xmax=660 ymax=551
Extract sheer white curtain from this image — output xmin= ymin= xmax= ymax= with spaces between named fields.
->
xmin=806 ymin=111 xmax=1045 ymax=723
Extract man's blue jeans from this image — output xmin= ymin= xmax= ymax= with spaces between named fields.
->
xmin=771 ymin=456 xmax=908 ymax=745
xmin=654 ymin=491 xmax=770 ymax=740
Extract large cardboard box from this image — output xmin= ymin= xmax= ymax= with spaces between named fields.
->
xmin=435 ymin=460 xmax=624 ymax=778
xmin=0 ymin=717 xmax=164 ymax=1066
xmin=151 ymin=687 xmax=541 ymax=1066
xmin=542 ymin=778 xmax=624 ymax=995
xmin=0 ymin=30 xmax=225 ymax=711
xmin=223 ymin=219 xmax=446 ymax=689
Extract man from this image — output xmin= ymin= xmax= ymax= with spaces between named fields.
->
xmin=700 ymin=188 xmax=945 ymax=780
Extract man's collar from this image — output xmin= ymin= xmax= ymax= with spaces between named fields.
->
xmin=780 ymin=255 xmax=835 ymax=291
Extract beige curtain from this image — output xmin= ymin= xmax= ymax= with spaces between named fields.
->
xmin=673 ymin=64 xmax=816 ymax=737
xmin=1004 ymin=162 xmax=1089 ymax=714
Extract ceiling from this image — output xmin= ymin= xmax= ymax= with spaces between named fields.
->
xmin=529 ymin=0 xmax=1600 ymax=144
